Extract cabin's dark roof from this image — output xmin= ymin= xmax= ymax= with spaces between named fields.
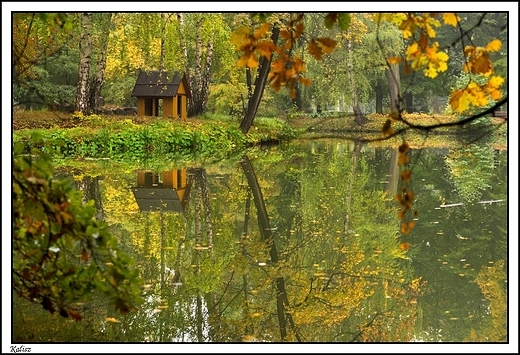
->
xmin=131 ymin=70 xmax=191 ymax=98
xmin=132 ymin=185 xmax=191 ymax=213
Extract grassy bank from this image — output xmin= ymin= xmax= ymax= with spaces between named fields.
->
xmin=12 ymin=111 xmax=508 ymax=160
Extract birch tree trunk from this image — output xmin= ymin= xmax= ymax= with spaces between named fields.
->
xmin=183 ymin=17 xmax=215 ymax=117
xmin=90 ymin=13 xmax=112 ymax=114
xmin=159 ymin=13 xmax=166 ymax=71
xmin=199 ymin=40 xmax=213 ymax=114
xmin=76 ymin=12 xmax=92 ymax=114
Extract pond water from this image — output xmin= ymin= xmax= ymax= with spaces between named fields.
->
xmin=13 ymin=139 xmax=508 ymax=347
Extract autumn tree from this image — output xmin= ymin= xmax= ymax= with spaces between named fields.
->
xmin=12 ymin=13 xmax=76 ymax=110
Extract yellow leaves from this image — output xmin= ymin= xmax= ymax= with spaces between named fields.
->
xmin=405 ymin=41 xmax=449 ymax=78
xmin=443 ymin=13 xmax=460 ymax=27
xmin=392 ymin=13 xmax=440 ymax=39
xmin=237 ymin=53 xmax=259 ymax=69
xmin=450 ymin=76 xmax=505 ymax=112
xmin=486 ymin=39 xmax=502 ymax=52
xmin=105 ymin=317 xmax=120 ymax=323
xmin=484 ymin=76 xmax=505 ymax=100
xmin=450 ymin=88 xmax=472 ymax=113
xmin=231 ymin=24 xmax=274 ymax=69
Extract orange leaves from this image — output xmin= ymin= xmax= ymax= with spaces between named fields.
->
xmin=448 ymin=39 xmax=504 ymax=113
xmin=400 ymin=169 xmax=412 ymax=183
xmin=231 ymin=24 xmax=275 ymax=69
xmin=232 ymin=14 xmax=338 ymax=97
xmin=269 ymin=55 xmax=310 ymax=98
xmin=395 ymin=142 xmax=417 ymax=235
xmin=463 ymin=40 xmax=501 ymax=77
xmin=80 ymin=248 xmax=90 ymax=261
xmin=382 ymin=118 xmax=395 ymax=137
xmin=388 ymin=57 xmax=403 ymax=64
xmin=463 ymin=47 xmax=492 ymax=77
xmin=307 ymin=38 xmax=337 ymax=61
xmin=395 ymin=186 xmax=415 ymax=211
xmin=399 ymin=242 xmax=411 ymax=251
xmin=68 ymin=307 xmax=83 ymax=321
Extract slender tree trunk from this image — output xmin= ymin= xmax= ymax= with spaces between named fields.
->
xmin=90 ymin=13 xmax=112 ymax=114
xmin=386 ymin=149 xmax=400 ymax=200
xmin=239 ymin=27 xmax=280 ymax=134
xmin=188 ymin=18 xmax=203 ymax=116
xmin=343 ymin=141 xmax=362 ymax=238
xmin=75 ymin=175 xmax=105 ymax=221
xmin=159 ymin=13 xmax=166 ymax=71
xmin=404 ymin=91 xmax=413 ymax=113
xmin=200 ymin=40 xmax=214 ymax=114
xmin=196 ymin=168 xmax=213 ymax=249
xmin=375 ymin=82 xmax=383 ymax=114
xmin=347 ymin=36 xmax=368 ymax=126
xmin=76 ymin=13 xmax=93 ymax=114
xmin=177 ymin=13 xmax=190 ymax=86
xmin=386 ymin=62 xmax=401 ymax=113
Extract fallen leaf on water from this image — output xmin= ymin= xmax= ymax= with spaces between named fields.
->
xmin=400 ymin=242 xmax=411 ymax=251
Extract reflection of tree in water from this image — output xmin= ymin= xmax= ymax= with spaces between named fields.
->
xmin=75 ymin=175 xmax=106 ymax=221
xmin=232 ymin=150 xmax=422 ymax=342
xmin=240 ymin=155 xmax=301 ymax=342
xmin=445 ymin=144 xmax=495 ymax=203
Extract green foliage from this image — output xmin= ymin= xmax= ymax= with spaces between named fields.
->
xmin=12 ymin=137 xmax=143 ymax=319
xmin=13 ymin=114 xmax=297 ymax=160
xmin=445 ymin=144 xmax=495 ymax=203
xmin=207 ymin=81 xmax=248 ymax=118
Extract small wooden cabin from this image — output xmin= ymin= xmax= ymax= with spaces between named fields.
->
xmin=132 ymin=169 xmax=192 ymax=213
xmin=131 ymin=70 xmax=191 ymax=119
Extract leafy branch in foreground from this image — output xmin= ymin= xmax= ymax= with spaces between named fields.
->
xmin=12 ymin=135 xmax=143 ymax=319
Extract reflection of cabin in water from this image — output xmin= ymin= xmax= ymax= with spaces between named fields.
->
xmin=132 ymin=169 xmax=192 ymax=213
xmin=131 ymin=70 xmax=191 ymax=119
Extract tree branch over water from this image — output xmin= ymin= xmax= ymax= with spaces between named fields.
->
xmin=367 ymin=96 xmax=507 ymax=143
